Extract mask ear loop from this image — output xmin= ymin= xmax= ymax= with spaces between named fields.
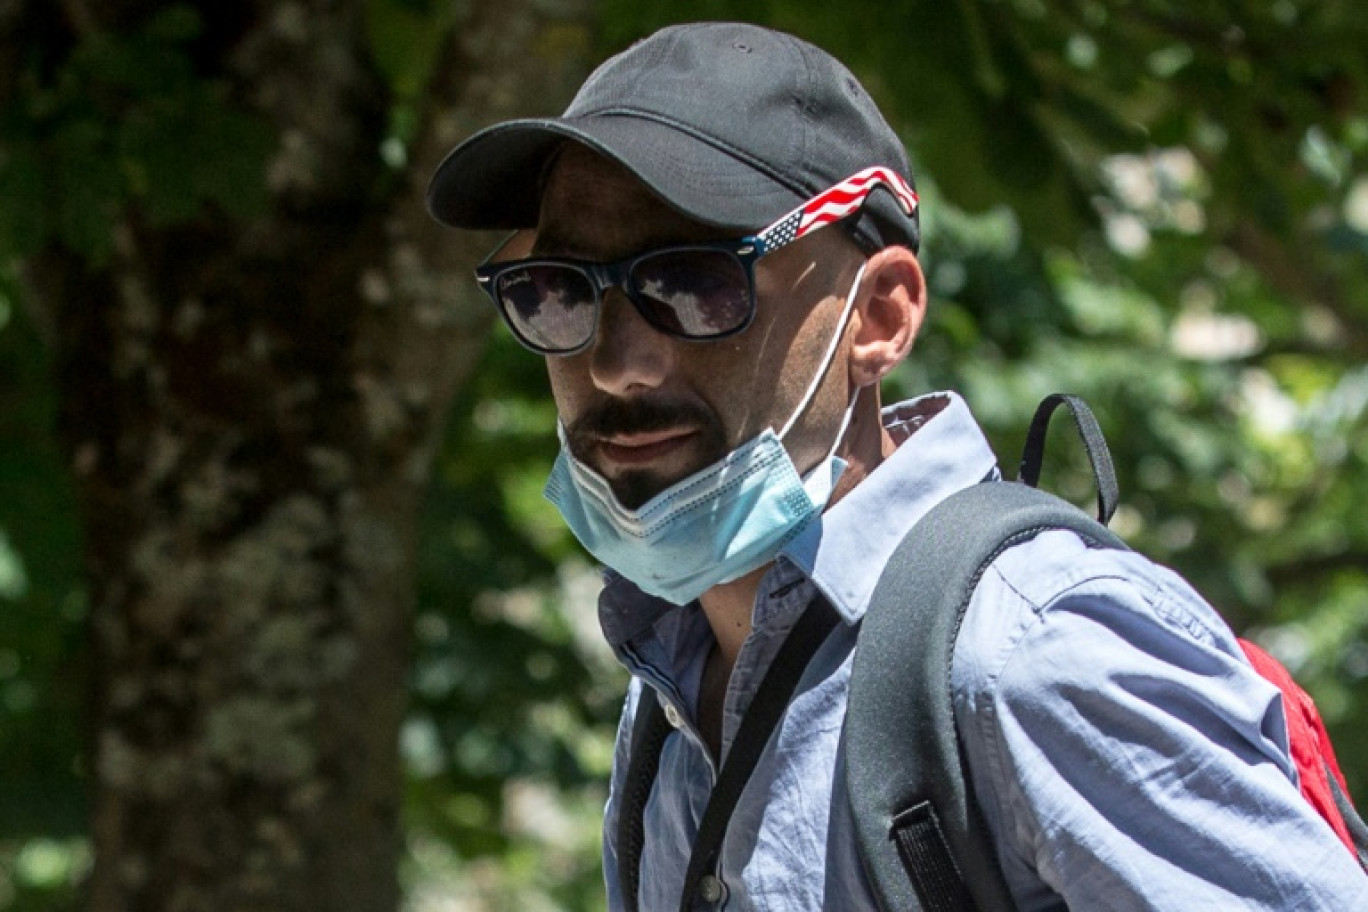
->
xmin=825 ymin=387 xmax=862 ymax=461
xmin=778 ymin=261 xmax=868 ymax=443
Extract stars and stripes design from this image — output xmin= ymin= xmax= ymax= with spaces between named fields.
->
xmin=754 ymin=166 xmax=919 ymax=255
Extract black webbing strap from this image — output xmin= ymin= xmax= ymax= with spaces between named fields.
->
xmin=889 ymin=802 xmax=976 ymax=911
xmin=615 ymin=596 xmax=840 ymax=911
xmin=677 ymin=597 xmax=840 ymax=911
xmin=1019 ymin=393 xmax=1119 ymax=525
xmin=618 ymin=693 xmax=672 ymax=912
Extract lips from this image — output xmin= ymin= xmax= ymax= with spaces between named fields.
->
xmin=596 ymin=429 xmax=698 ymax=468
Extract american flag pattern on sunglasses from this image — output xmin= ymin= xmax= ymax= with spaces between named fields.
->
xmin=752 ymin=166 xmax=918 ymax=256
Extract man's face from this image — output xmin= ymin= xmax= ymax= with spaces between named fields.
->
xmin=535 ymin=144 xmax=862 ymax=509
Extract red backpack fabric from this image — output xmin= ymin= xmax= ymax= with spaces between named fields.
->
xmin=1239 ymin=638 xmax=1361 ymax=856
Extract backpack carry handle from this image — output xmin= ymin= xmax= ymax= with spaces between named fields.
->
xmin=1018 ymin=393 xmax=1119 ymax=526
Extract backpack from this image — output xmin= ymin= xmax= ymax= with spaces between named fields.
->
xmin=616 ymin=393 xmax=1368 ymax=911
xmin=845 ymin=393 xmax=1368 ymax=911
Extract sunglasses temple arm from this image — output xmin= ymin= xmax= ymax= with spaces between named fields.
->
xmin=752 ymin=166 xmax=918 ymax=256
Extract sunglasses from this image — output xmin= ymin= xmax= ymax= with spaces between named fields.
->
xmin=474 ymin=166 xmax=918 ymax=355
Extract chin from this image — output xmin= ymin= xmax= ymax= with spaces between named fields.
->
xmin=610 ymin=471 xmax=679 ymax=511
xmin=598 ymin=440 xmax=730 ymax=511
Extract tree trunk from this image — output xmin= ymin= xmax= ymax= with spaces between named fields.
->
xmin=17 ymin=1 xmax=592 ymax=909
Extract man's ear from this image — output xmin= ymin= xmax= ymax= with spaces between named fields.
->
xmin=847 ymin=246 xmax=926 ymax=389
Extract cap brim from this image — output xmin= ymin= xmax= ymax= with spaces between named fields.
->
xmin=426 ymin=114 xmax=805 ymax=234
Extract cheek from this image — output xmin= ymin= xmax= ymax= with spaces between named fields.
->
xmin=545 ymin=355 xmax=592 ymax=423
xmin=700 ymin=339 xmax=780 ymax=443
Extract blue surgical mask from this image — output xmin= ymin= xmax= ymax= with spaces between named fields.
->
xmin=544 ymin=264 xmax=866 ymax=605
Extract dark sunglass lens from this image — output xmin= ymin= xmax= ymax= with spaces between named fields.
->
xmin=496 ymin=265 xmax=596 ymax=352
xmin=630 ymin=250 xmax=751 ymax=338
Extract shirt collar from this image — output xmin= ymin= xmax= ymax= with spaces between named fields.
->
xmin=778 ymin=390 xmax=999 ymax=624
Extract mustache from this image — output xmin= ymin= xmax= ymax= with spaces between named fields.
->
xmin=567 ymin=396 xmax=719 ymax=443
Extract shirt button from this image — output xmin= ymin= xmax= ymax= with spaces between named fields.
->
xmin=698 ymin=873 xmax=724 ymax=904
xmin=663 ymin=701 xmax=684 ymax=729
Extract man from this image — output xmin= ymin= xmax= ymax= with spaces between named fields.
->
xmin=428 ymin=21 xmax=1368 ymax=911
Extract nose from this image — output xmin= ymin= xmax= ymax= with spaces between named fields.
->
xmin=588 ymin=288 xmax=675 ymax=396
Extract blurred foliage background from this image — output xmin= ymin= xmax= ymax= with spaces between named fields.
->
xmin=2 ymin=0 xmax=1366 ymax=909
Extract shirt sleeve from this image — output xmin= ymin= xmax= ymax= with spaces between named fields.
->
xmin=952 ymin=531 xmax=1368 ymax=912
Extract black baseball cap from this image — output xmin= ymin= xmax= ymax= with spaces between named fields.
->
xmin=426 ymin=21 xmax=920 ymax=252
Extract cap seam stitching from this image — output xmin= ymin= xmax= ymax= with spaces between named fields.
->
xmin=789 ymin=32 xmax=816 ymax=196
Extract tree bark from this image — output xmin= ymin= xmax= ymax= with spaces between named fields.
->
xmin=17 ymin=1 xmax=592 ymax=909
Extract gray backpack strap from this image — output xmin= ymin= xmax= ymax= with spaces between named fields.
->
xmin=1329 ymin=773 xmax=1368 ymax=871
xmin=846 ymin=481 xmax=1127 ymax=911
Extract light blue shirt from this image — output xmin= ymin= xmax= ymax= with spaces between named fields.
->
xmin=598 ymin=392 xmax=1368 ymax=910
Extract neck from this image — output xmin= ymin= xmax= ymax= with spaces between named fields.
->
xmin=697 ymin=564 xmax=770 ymax=667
